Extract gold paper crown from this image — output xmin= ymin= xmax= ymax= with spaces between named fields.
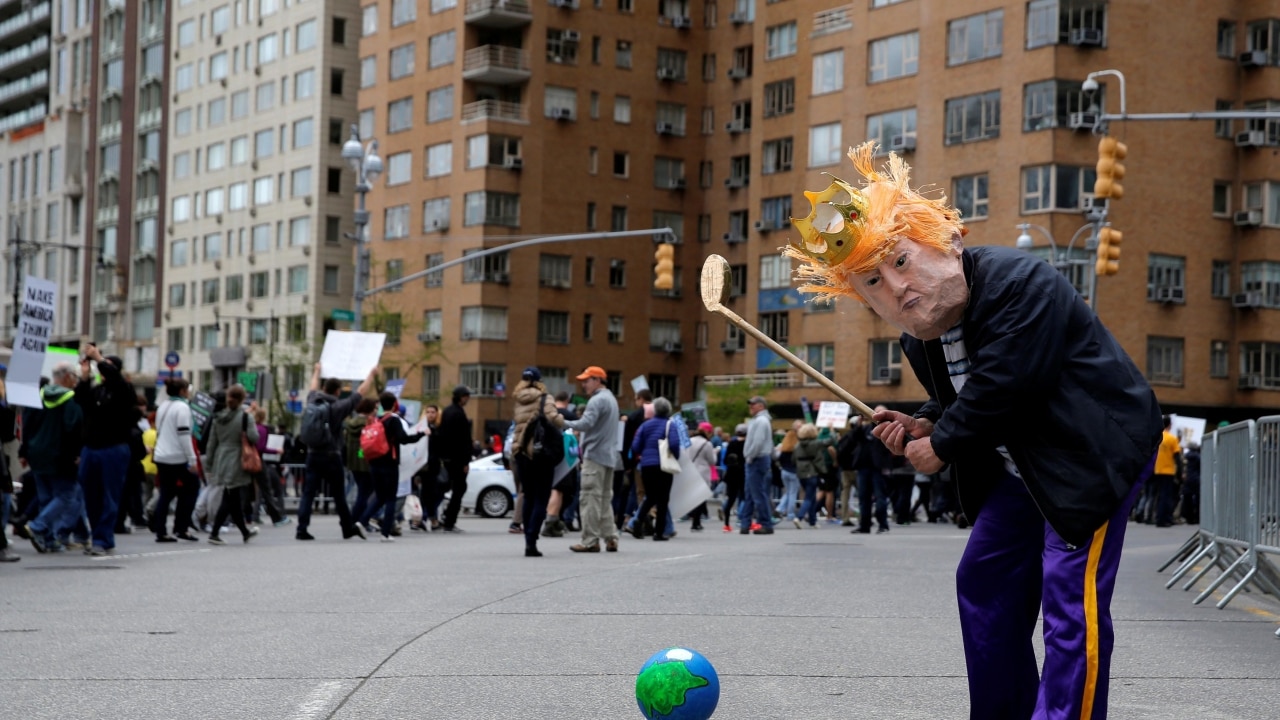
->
xmin=788 ymin=176 xmax=870 ymax=268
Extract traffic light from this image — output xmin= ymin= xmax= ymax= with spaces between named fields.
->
xmin=1094 ymin=136 xmax=1128 ymax=201
xmin=653 ymin=242 xmax=675 ymax=289
xmin=1095 ymin=226 xmax=1123 ymax=276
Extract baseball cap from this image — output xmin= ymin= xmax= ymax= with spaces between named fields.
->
xmin=698 ymin=421 xmax=714 ymax=435
xmin=734 ymin=423 xmax=748 ymax=435
xmin=576 ymin=366 xmax=607 ymax=381
xmin=748 ymin=395 xmax=767 ymax=406
xmin=521 ymin=366 xmax=542 ymax=382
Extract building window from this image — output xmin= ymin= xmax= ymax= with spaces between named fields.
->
xmin=1021 ymin=165 xmax=1097 ymax=213
xmin=1213 ymin=181 xmax=1231 ymax=217
xmin=249 ymin=271 xmax=269 ymax=298
xmin=1245 ymin=19 xmax=1280 ymax=65
xmin=539 ymin=254 xmax=572 ymax=288
xmin=866 ymin=108 xmax=916 ymax=149
xmin=805 ymin=344 xmax=836 ymax=383
xmin=423 ymin=197 xmax=450 ymax=232
xmin=460 ymin=307 xmax=508 ymax=341
xmin=385 ymin=259 xmax=404 ymax=292
xmin=607 ymin=316 xmax=624 ymax=343
xmin=656 ymin=102 xmax=687 ymax=135
xmin=287 ymin=266 xmax=308 ymax=294
xmin=759 ymin=312 xmax=789 ymax=344
xmin=388 ymin=97 xmax=413 ymax=133
xmin=611 ymin=205 xmax=628 ymax=230
xmin=428 ymin=30 xmax=456 ymax=67
xmin=200 ymin=324 xmax=220 ymax=350
xmin=362 ymin=4 xmax=378 ymax=35
xmin=360 ymin=56 xmax=376 ymax=87
xmin=762 ymin=79 xmax=795 ymax=118
xmin=653 ymin=211 xmax=684 ymax=244
xmin=1217 ymin=20 xmax=1236 ymax=59
xmin=654 ymin=157 xmax=686 ymax=189
xmin=613 ymin=96 xmax=631 ymax=124
xmin=953 ymin=174 xmax=989 ymax=221
xmin=201 ymin=278 xmax=220 ymax=305
xmin=760 ymin=196 xmax=791 ymax=230
xmin=537 ymin=311 xmax=570 ymax=344
xmin=428 ymin=85 xmax=453 ymax=123
xmin=169 ymin=283 xmax=186 ymax=308
xmin=649 ymin=321 xmax=681 ymax=351
xmin=323 ymin=265 xmax=340 ymax=294
xmin=459 ymin=364 xmax=506 ymax=396
xmin=1146 ymin=336 xmax=1184 ymax=386
xmin=656 ymin=47 xmax=686 ymax=79
xmin=1147 ymin=254 xmax=1186 ymax=303
xmin=948 ymin=9 xmax=1003 ymax=65
xmin=1211 ymin=260 xmax=1231 ymax=298
xmin=422 ymin=310 xmax=442 ymax=341
xmin=728 ymin=211 xmax=749 ymax=242
xmin=389 ymin=43 xmax=415 ymax=79
xmin=616 ymin=39 xmax=632 ymax=68
xmin=808 ymin=122 xmax=842 ymax=167
xmin=1241 ymin=342 xmax=1280 ymax=389
xmin=1240 ymin=261 xmax=1280 ymax=308
xmin=462 ymin=250 xmax=510 ymax=283
xmin=545 ymin=85 xmax=577 ymax=120
xmin=392 ymin=0 xmax=415 ymax=26
xmin=811 ymin=50 xmax=843 ymax=95
xmin=463 ymin=191 xmax=520 ymax=227
xmin=584 ymin=256 xmax=596 ymax=285
xmin=762 ymin=137 xmax=793 ymax=174
xmin=386 ymin=151 xmax=411 ymax=186
xmin=609 ymin=259 xmax=626 ymax=288
xmin=729 ymin=264 xmax=748 ymax=299
xmin=868 ymin=31 xmax=918 ymax=83
xmin=1027 ymin=0 xmax=1107 ymax=50
xmin=765 ymin=22 xmax=797 ymax=60
xmin=425 ymin=253 xmax=444 ymax=287
xmin=420 ymin=365 xmax=440 ymax=396
xmin=384 ymin=204 xmax=409 ymax=239
xmin=759 ymin=254 xmax=792 ymax=290
xmin=1024 ymin=79 xmax=1096 ymax=131
xmin=945 ymin=90 xmax=1000 ymax=144
xmin=869 ymin=338 xmax=903 ymax=384
xmin=1214 ymin=100 xmax=1233 ymax=139
xmin=1210 ymin=341 xmax=1230 ymax=379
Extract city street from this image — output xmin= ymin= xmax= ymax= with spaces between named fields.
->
xmin=1 ymin=513 xmax=1277 ymax=719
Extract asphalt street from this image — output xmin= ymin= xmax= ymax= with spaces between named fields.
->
xmin=1 ymin=511 xmax=1277 ymax=719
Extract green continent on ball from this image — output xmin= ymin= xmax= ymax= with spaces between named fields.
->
xmin=636 ymin=662 xmax=710 ymax=717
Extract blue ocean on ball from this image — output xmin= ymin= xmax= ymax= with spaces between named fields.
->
xmin=635 ymin=647 xmax=720 ymax=720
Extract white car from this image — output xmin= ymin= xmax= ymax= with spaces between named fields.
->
xmin=446 ymin=453 xmax=516 ymax=518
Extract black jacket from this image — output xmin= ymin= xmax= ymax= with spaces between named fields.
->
xmin=437 ymin=402 xmax=472 ymax=464
xmin=76 ymin=360 xmax=140 ymax=449
xmin=902 ymin=246 xmax=1162 ymax=547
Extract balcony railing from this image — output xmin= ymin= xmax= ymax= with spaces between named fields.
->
xmin=461 ymin=99 xmax=527 ymax=124
xmin=462 ymin=44 xmax=531 ymax=84
xmin=0 ymin=102 xmax=45 ymax=133
xmin=0 ymin=2 xmax=50 ymax=43
xmin=704 ymin=373 xmax=807 ymax=388
xmin=95 ymin=205 xmax=119 ymax=226
xmin=0 ymin=36 xmax=49 ymax=73
xmin=0 ymin=69 xmax=47 ymax=104
xmin=138 ymin=108 xmax=162 ymax=131
xmin=811 ymin=4 xmax=854 ymax=38
xmin=464 ymin=0 xmax=532 ymax=28
xmin=136 ymin=196 xmax=159 ymax=217
xmin=99 ymin=121 xmax=121 ymax=143
xmin=131 ymin=284 xmax=156 ymax=303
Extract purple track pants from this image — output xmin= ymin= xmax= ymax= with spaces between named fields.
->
xmin=957 ymin=463 xmax=1150 ymax=720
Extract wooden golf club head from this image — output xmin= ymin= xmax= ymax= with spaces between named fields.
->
xmin=700 ymin=254 xmax=732 ymax=311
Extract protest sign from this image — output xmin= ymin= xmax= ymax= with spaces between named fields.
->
xmin=7 ymin=277 xmax=58 ymax=408
xmin=318 ymin=331 xmax=386 ymax=380
xmin=816 ymin=401 xmax=851 ymax=429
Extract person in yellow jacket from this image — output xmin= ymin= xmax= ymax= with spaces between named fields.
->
xmin=1149 ymin=415 xmax=1182 ymax=527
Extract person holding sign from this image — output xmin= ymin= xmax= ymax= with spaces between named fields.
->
xmin=297 ymin=363 xmax=379 ymax=541
xmin=75 ymin=345 xmax=140 ymax=556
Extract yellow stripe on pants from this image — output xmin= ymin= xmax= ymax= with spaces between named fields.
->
xmin=1079 ymin=521 xmax=1109 ymax=720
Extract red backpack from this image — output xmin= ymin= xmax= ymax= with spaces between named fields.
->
xmin=359 ymin=416 xmax=391 ymax=461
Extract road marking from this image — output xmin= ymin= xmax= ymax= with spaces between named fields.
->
xmin=645 ymin=553 xmax=704 ymax=564
xmin=293 ymin=680 xmax=343 ymax=720
xmin=90 ymin=549 xmax=213 ymax=561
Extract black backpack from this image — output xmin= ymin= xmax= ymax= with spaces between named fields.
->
xmin=523 ymin=394 xmax=565 ymax=466
xmin=300 ymin=396 xmax=336 ymax=451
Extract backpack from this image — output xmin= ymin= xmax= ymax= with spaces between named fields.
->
xmin=523 ymin=394 xmax=565 ymax=466
xmin=300 ymin=396 xmax=335 ymax=451
xmin=360 ymin=415 xmax=391 ymax=461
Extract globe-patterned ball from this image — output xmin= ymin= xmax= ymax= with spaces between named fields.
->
xmin=635 ymin=647 xmax=720 ymax=720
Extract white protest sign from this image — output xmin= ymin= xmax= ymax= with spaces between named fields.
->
xmin=318 ymin=330 xmax=386 ymax=380
xmin=7 ymin=277 xmax=58 ymax=408
xmin=630 ymin=375 xmax=650 ymax=395
xmin=816 ymin=401 xmax=851 ymax=429
xmin=398 ymin=417 xmax=429 ymax=495
xmin=1170 ymin=414 xmax=1207 ymax=449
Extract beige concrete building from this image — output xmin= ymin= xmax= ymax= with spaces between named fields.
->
xmin=353 ymin=0 xmax=1278 ymax=433
xmin=162 ymin=0 xmax=360 ymax=396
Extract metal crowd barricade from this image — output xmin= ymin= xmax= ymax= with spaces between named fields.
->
xmin=1159 ymin=417 xmax=1280 ymax=623
xmin=277 ymin=462 xmax=336 ymax=513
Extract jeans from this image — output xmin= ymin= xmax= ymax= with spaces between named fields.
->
xmin=858 ymin=468 xmax=891 ymax=532
xmin=635 ymin=466 xmax=674 ymax=539
xmin=775 ymin=469 xmax=800 ymax=519
xmin=797 ymin=475 xmax=821 ymax=526
xmin=517 ymin=453 xmax=553 ymax=549
xmin=299 ymin=452 xmax=356 ymax=535
xmin=349 ymin=470 xmax=374 ymax=527
xmin=79 ymin=444 xmax=131 ymax=550
xmin=28 ymin=473 xmax=81 ymax=544
xmin=441 ymin=460 xmax=469 ymax=529
xmin=151 ymin=463 xmax=199 ymax=537
xmin=362 ymin=464 xmax=400 ymax=537
xmin=0 ymin=491 xmax=10 ymax=550
xmin=741 ymin=456 xmax=774 ymax=530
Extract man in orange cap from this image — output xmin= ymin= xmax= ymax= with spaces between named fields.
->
xmin=561 ymin=366 xmax=620 ymax=553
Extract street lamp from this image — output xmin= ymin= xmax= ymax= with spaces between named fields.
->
xmin=1014 ymin=222 xmax=1101 ymax=309
xmin=341 ymin=124 xmax=382 ymax=332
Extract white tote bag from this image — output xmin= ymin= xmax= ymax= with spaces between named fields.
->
xmin=657 ymin=419 xmax=682 ymax=474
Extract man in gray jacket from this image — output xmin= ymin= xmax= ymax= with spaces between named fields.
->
xmin=562 ymin=366 xmax=620 ymax=553
xmin=740 ymin=395 xmax=775 ymax=534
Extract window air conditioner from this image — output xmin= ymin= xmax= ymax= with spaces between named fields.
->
xmin=671 ymin=16 xmax=692 ymax=29
xmin=1239 ymin=50 xmax=1268 ymax=68
xmin=1235 ymin=130 xmax=1270 ymax=147
xmin=502 ymin=156 xmax=523 ymax=170
xmin=1068 ymin=28 xmax=1104 ymax=47
xmin=656 ymin=67 xmax=679 ymax=81
xmin=889 ymin=133 xmax=917 ymax=152
xmin=490 ymin=272 xmax=510 ymax=283
xmin=663 ymin=341 xmax=683 ymax=353
xmin=720 ymin=341 xmax=741 ymax=353
xmin=416 ymin=332 xmax=440 ymax=343
xmin=724 ymin=176 xmax=747 ymax=189
xmin=656 ymin=121 xmax=676 ymax=134
xmin=753 ymin=219 xmax=776 ymax=233
xmin=725 ymin=119 xmax=746 ymax=133
xmin=722 ymin=232 xmax=745 ymax=244
xmin=1067 ymin=112 xmax=1099 ymax=131
xmin=552 ymin=107 xmax=574 ymax=120
xmin=461 ymin=331 xmax=477 ymax=340
xmin=876 ymin=366 xmax=901 ymax=382
xmin=668 ymin=177 xmax=686 ymax=190
xmin=1234 ymin=209 xmax=1262 ymax=227
xmin=779 ymin=160 xmax=792 ymax=172
xmin=1154 ymin=286 xmax=1184 ymax=303
xmin=1232 ymin=291 xmax=1263 ymax=308
xmin=561 ymin=29 xmax=581 ymax=42
xmin=1239 ymin=373 xmax=1263 ymax=389
xmin=727 ymin=67 xmax=748 ymax=80
xmin=431 ymin=218 xmax=450 ymax=231
xmin=729 ymin=12 xmax=749 ymax=25
xmin=550 ymin=0 xmax=577 ymax=8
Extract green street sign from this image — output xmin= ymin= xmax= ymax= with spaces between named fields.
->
xmin=237 ymin=372 xmax=259 ymax=395
xmin=331 ymin=309 xmax=356 ymax=322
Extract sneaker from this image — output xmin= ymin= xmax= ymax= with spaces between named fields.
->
xmin=739 ymin=528 xmax=751 ymax=535
xmin=877 ymin=527 xmax=890 ymax=534
xmin=717 ymin=508 xmax=725 ymax=522
xmin=752 ymin=527 xmax=775 ymax=535
xmin=156 ymin=535 xmax=179 ymax=543
xmin=525 ymin=547 xmax=543 ymax=557
xmin=207 ymin=536 xmax=226 ymax=546
xmin=273 ymin=517 xmax=294 ymax=528
xmin=508 ymin=523 xmax=523 ymax=534
xmin=606 ymin=539 xmax=618 ymax=552
xmin=410 ymin=523 xmax=429 ymax=532
xmin=85 ymin=545 xmax=108 ymax=556
xmin=0 ymin=547 xmax=20 ymax=562
xmin=243 ymin=527 xmax=259 ymax=543
xmin=295 ymin=531 xmax=316 ymax=541
xmin=26 ymin=525 xmax=47 ymax=554
xmin=750 ymin=522 xmax=762 ymax=532
xmin=380 ymin=536 xmax=395 ymax=543
xmin=175 ymin=533 xmax=199 ymax=542
xmin=722 ymin=525 xmax=733 ymax=533
xmin=351 ymin=525 xmax=368 ymax=540
xmin=792 ymin=518 xmax=802 ymax=530
xmin=63 ymin=540 xmax=86 ymax=551
xmin=12 ymin=522 xmax=31 ymax=540
xmin=440 ymin=525 xmax=464 ymax=533
xmin=569 ymin=543 xmax=600 ymax=553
